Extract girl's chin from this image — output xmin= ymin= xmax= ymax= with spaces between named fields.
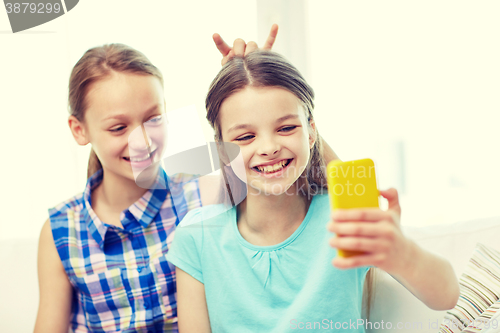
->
xmin=130 ymin=161 xmax=163 ymax=189
xmin=246 ymin=182 xmax=296 ymax=197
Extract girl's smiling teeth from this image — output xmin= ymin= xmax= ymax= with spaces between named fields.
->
xmin=253 ymin=159 xmax=292 ymax=174
xmin=123 ymin=149 xmax=156 ymax=162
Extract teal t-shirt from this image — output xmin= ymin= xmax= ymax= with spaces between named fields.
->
xmin=167 ymin=194 xmax=370 ymax=333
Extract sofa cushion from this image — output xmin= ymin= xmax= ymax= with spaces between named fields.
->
xmin=0 ymin=238 xmax=39 ymax=333
xmin=461 ymin=299 xmax=500 ymax=333
xmin=368 ymin=216 xmax=500 ymax=333
xmin=438 ymin=243 xmax=500 ymax=333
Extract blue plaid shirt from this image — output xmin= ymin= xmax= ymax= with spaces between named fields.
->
xmin=49 ymin=169 xmax=202 ymax=332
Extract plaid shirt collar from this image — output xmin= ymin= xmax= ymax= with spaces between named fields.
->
xmin=83 ymin=169 xmax=170 ymax=249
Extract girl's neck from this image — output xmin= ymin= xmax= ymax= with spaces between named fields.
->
xmin=237 ymin=187 xmax=311 ymax=246
xmin=92 ymin=169 xmax=150 ymax=218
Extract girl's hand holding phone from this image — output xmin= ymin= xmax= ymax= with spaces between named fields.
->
xmin=327 ymin=188 xmax=460 ymax=310
xmin=326 ymin=188 xmax=413 ymax=275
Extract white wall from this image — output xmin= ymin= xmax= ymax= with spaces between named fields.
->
xmin=1 ymin=1 xmax=499 ymax=237
xmin=0 ymin=0 xmax=257 ymax=241
xmin=306 ymin=0 xmax=500 ymax=226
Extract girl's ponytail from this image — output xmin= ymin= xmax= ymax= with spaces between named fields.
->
xmin=87 ymin=148 xmax=102 ymax=179
xmin=68 ymin=43 xmax=164 ymax=179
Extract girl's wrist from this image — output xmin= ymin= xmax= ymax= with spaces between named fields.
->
xmin=390 ymin=236 xmax=419 ymax=279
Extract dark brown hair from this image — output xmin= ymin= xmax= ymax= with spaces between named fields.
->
xmin=68 ymin=43 xmax=164 ymax=178
xmin=205 ymin=50 xmax=375 ymax=319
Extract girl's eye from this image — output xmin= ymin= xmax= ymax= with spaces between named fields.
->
xmin=235 ymin=135 xmax=254 ymax=142
xmin=146 ymin=115 xmax=163 ymax=125
xmin=110 ymin=126 xmax=126 ymax=132
xmin=279 ymin=126 xmax=297 ymax=132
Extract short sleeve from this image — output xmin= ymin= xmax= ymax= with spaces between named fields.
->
xmin=166 ymin=207 xmax=204 ymax=283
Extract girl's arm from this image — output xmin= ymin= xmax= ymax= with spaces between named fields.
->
xmin=34 ymin=219 xmax=73 ymax=333
xmin=385 ymin=238 xmax=460 ymax=310
xmin=328 ymin=189 xmax=460 ymax=310
xmin=176 ymin=267 xmax=211 ymax=333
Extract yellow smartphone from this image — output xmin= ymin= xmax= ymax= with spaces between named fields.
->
xmin=326 ymin=158 xmax=380 ymax=257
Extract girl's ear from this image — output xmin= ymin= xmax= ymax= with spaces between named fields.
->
xmin=308 ymin=119 xmax=317 ymax=149
xmin=68 ymin=115 xmax=90 ymax=146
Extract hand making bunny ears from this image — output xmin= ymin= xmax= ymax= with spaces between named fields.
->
xmin=213 ymin=24 xmax=279 ymax=65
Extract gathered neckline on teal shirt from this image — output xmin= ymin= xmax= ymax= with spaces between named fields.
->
xmin=231 ymin=195 xmax=318 ymax=252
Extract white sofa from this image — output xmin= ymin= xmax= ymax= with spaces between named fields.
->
xmin=0 ymin=237 xmax=40 ymax=332
xmin=369 ymin=216 xmax=500 ymax=333
xmin=2 ymin=216 xmax=500 ymax=333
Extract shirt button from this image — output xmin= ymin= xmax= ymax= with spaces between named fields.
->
xmin=144 ymin=301 xmax=149 ymax=309
xmin=137 ymin=267 xmax=142 ymax=273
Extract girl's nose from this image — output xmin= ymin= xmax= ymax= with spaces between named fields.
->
xmin=257 ymin=137 xmax=280 ymax=156
xmin=128 ymin=124 xmax=153 ymax=151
